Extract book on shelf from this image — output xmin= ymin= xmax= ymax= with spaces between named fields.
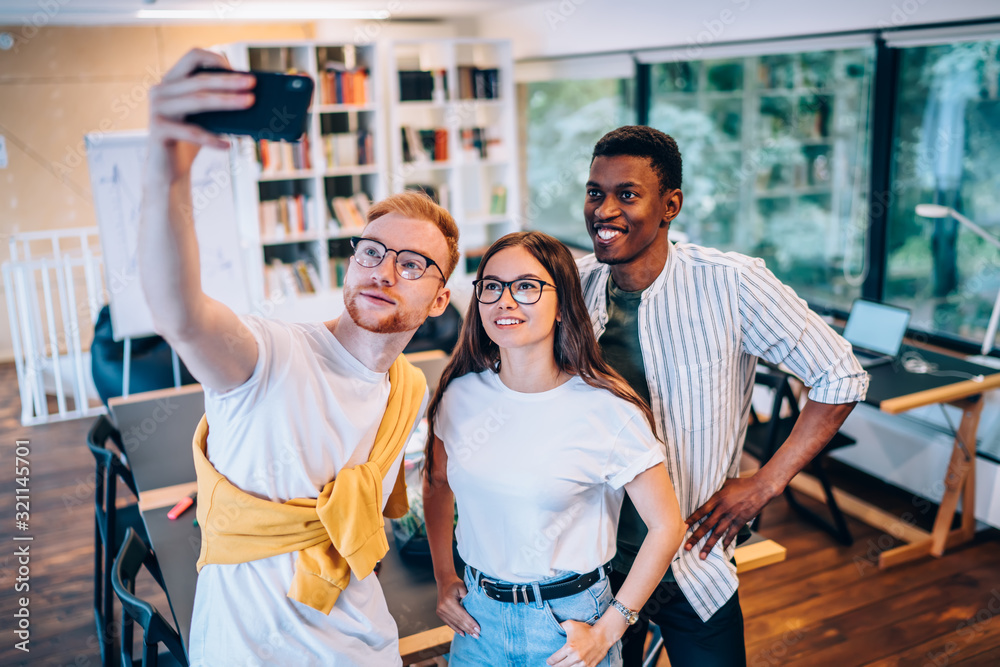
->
xmin=490 ymin=185 xmax=507 ymax=216
xmin=329 ymin=256 xmax=350 ymax=287
xmin=250 ymin=48 xmax=299 ymax=74
xmin=319 ymin=63 xmax=370 ymax=105
xmin=483 ymin=126 xmax=506 ymax=161
xmin=457 ymin=66 xmax=499 ymax=100
xmin=405 ymin=183 xmax=450 ymax=211
xmin=398 ymin=69 xmax=447 ymax=102
xmin=459 ymin=126 xmax=505 ymax=161
xmin=258 ymin=137 xmax=311 ymax=173
xmin=265 ymin=259 xmax=320 ymax=298
xmin=259 ymin=194 xmax=314 ymax=240
xmin=322 ymin=130 xmax=373 ymax=168
xmin=328 ymin=192 xmax=370 ymax=232
xmin=400 ymin=126 xmax=425 ymax=162
xmin=464 ymin=246 xmax=489 ymax=274
xmin=401 ymin=126 xmax=448 ymax=162
xmin=294 ymin=260 xmax=321 ymax=293
xmin=351 ymin=192 xmax=371 ymax=219
xmin=459 ymin=128 xmax=484 ymax=161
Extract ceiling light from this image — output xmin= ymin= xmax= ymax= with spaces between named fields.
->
xmin=136 ymin=8 xmax=389 ymax=20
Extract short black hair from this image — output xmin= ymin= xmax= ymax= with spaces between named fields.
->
xmin=591 ymin=125 xmax=682 ymax=195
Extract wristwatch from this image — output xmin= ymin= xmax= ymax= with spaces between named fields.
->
xmin=610 ymin=598 xmax=640 ymax=625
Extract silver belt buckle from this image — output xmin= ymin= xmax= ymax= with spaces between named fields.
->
xmin=480 ymin=576 xmax=496 ymax=598
xmin=521 ymin=585 xmax=530 ymax=605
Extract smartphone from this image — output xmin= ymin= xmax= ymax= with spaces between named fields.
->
xmin=185 ymin=67 xmax=314 ymax=142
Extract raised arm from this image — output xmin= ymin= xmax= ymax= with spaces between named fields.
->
xmin=139 ymin=49 xmax=258 ymax=392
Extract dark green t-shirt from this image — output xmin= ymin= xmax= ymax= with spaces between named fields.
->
xmin=600 ymin=279 xmax=675 ymax=582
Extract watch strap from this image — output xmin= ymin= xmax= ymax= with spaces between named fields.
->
xmin=610 ymin=598 xmax=639 ymax=625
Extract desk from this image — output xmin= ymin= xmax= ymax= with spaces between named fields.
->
xmin=108 ymin=384 xmax=204 ymax=491
xmin=788 ymin=342 xmax=1000 ymax=569
xmin=137 ymin=487 xmax=784 ymax=664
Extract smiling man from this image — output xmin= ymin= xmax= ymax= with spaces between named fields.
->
xmin=138 ymin=49 xmax=458 ymax=666
xmin=577 ymin=126 xmax=868 ymax=666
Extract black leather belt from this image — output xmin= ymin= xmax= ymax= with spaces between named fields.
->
xmin=471 ymin=564 xmax=611 ymax=604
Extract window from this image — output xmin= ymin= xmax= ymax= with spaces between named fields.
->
xmin=522 ymin=77 xmax=635 ymax=247
xmin=884 ymin=39 xmax=1000 ymax=348
xmin=647 ymin=47 xmax=874 ymax=312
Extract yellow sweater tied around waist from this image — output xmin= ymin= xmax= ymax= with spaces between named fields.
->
xmin=192 ymin=355 xmax=425 ymax=614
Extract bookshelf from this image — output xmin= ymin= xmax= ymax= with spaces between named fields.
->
xmin=220 ymin=41 xmax=388 ymax=320
xmin=652 ymin=49 xmax=870 ymax=258
xmin=386 ymin=38 xmax=520 ymax=283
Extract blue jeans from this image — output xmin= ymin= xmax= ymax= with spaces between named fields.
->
xmin=449 ymin=565 xmax=623 ymax=667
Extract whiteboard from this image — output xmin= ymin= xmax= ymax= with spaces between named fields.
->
xmin=86 ymin=131 xmax=251 ymax=340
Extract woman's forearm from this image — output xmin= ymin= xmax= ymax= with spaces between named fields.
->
xmin=422 ymin=474 xmax=459 ymax=583
xmin=594 ymin=464 xmax=686 ymax=645
xmin=612 ymin=524 xmax=680 ymax=613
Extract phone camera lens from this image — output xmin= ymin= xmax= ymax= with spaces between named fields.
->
xmin=290 ymin=80 xmax=303 ymax=89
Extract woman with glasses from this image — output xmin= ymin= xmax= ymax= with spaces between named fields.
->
xmin=423 ymin=231 xmax=684 ymax=667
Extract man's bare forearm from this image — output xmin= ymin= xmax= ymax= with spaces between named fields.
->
xmin=756 ymin=400 xmax=857 ymax=493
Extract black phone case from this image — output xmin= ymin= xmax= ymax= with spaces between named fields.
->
xmin=185 ymin=67 xmax=314 ymax=142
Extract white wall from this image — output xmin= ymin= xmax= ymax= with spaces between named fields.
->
xmin=476 ymin=0 xmax=1000 ymax=61
xmin=313 ymin=17 xmax=475 ymax=43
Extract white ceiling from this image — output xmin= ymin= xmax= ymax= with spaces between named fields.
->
xmin=0 ymin=0 xmax=547 ymax=25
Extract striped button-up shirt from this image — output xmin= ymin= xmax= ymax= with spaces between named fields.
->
xmin=578 ymin=243 xmax=868 ymax=621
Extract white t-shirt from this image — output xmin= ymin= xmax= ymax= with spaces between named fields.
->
xmin=188 ymin=315 xmax=409 ymax=667
xmin=434 ymin=370 xmax=666 ymax=584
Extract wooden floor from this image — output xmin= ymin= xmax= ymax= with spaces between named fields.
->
xmin=2 ymin=361 xmax=1000 ymax=666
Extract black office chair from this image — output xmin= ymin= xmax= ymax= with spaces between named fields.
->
xmin=88 ymin=415 xmax=163 ymax=666
xmin=112 ymin=528 xmax=188 ymax=667
xmin=744 ymin=365 xmax=856 ymax=545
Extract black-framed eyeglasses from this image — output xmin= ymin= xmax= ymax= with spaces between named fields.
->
xmin=350 ymin=237 xmax=445 ymax=282
xmin=473 ymin=278 xmax=555 ymax=305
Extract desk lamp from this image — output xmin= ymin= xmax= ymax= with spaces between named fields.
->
xmin=916 ymin=203 xmax=1000 ymax=362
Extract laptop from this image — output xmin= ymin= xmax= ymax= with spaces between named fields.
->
xmin=841 ymin=299 xmax=911 ymax=369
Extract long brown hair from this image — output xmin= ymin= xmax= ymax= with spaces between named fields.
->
xmin=424 ymin=231 xmax=656 ymax=481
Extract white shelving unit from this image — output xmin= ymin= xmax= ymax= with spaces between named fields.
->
xmin=386 ymin=38 xmax=520 ymax=286
xmin=220 ymin=40 xmax=389 ymax=321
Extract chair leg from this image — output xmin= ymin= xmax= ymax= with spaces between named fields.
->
xmin=103 ymin=534 xmax=117 ymax=664
xmin=94 ymin=517 xmax=108 ymax=666
xmin=815 ymin=461 xmax=853 ymax=546
xmin=785 ymin=459 xmax=853 ymax=546
xmin=120 ymin=601 xmax=134 ymax=667
xmin=642 ymin=623 xmax=664 ymax=667
xmin=144 ymin=639 xmax=158 ymax=667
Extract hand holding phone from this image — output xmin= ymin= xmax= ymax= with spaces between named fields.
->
xmin=185 ymin=67 xmax=314 ymax=142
